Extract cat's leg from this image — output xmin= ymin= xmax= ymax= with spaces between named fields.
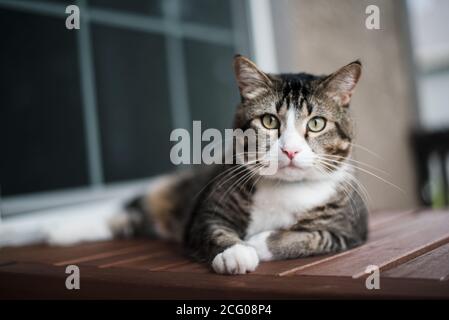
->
xmin=187 ymin=225 xmax=259 ymax=275
xmin=246 ymin=229 xmax=348 ymax=261
xmin=247 ymin=194 xmax=368 ymax=261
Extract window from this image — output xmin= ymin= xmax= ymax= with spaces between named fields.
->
xmin=0 ymin=0 xmax=253 ymax=217
xmin=407 ymin=0 xmax=449 ymax=130
xmin=407 ymin=0 xmax=449 ymax=207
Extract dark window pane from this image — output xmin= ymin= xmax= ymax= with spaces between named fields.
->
xmin=15 ymin=0 xmax=72 ymax=3
xmin=88 ymin=0 xmax=163 ymax=17
xmin=41 ymin=0 xmax=71 ymax=3
xmin=184 ymin=40 xmax=238 ymax=131
xmin=0 ymin=9 xmax=88 ymax=196
xmin=92 ymin=25 xmax=173 ymax=182
xmin=180 ymin=0 xmax=232 ymax=28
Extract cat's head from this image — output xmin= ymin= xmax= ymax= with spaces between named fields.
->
xmin=232 ymin=55 xmax=361 ymax=182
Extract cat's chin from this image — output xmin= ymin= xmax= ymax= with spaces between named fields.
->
xmin=261 ymin=165 xmax=312 ymax=182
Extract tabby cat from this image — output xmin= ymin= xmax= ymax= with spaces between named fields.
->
xmin=113 ymin=55 xmax=368 ymax=274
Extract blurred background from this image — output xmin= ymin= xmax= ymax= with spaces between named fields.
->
xmin=1 ymin=0 xmax=448 ymax=226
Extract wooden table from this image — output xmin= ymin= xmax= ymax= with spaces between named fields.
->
xmin=1 ymin=209 xmax=449 ymax=299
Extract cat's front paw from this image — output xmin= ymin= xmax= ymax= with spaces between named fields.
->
xmin=211 ymin=244 xmax=259 ymax=275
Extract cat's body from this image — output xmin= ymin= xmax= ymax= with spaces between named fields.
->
xmin=111 ymin=56 xmax=368 ymax=274
xmin=2 ymin=56 xmax=368 ymax=274
xmin=120 ymin=159 xmax=367 ymax=274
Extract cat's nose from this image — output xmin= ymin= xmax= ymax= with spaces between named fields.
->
xmin=281 ymin=148 xmax=300 ymax=160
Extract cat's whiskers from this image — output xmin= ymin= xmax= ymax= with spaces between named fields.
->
xmin=315 ymin=159 xmax=371 ymax=206
xmin=316 ymin=158 xmax=369 ymax=202
xmin=200 ymin=146 xmax=272 ymax=201
xmin=249 ymin=173 xmax=264 ymax=195
xmin=314 ymin=164 xmax=361 ymax=217
xmin=314 ymin=156 xmax=372 ymax=204
xmin=316 ymin=158 xmax=370 ymax=197
xmin=192 ymin=156 xmax=263 ymax=201
xmin=349 ymin=142 xmax=383 ymax=160
xmin=235 ymin=164 xmax=265 ymax=193
xmin=315 ymin=156 xmax=404 ymax=194
xmin=214 ymin=162 xmax=267 ymax=212
xmin=211 ymin=156 xmax=267 ymax=195
xmin=318 ymin=154 xmax=388 ymax=175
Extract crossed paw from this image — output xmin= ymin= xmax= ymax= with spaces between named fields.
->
xmin=212 ymin=244 xmax=259 ymax=274
xmin=212 ymin=231 xmax=273 ymax=274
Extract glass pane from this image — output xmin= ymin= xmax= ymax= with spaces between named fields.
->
xmin=92 ymin=25 xmax=173 ymax=183
xmin=407 ymin=0 xmax=449 ymax=129
xmin=0 ymin=8 xmax=88 ymax=196
xmin=180 ymin=0 xmax=232 ymax=28
xmin=88 ymin=0 xmax=163 ymax=17
xmin=407 ymin=0 xmax=449 ymax=53
xmin=418 ymin=71 xmax=449 ymax=129
xmin=184 ymin=39 xmax=238 ymax=131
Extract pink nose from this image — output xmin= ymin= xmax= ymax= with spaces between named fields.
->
xmin=282 ymin=148 xmax=300 ymax=160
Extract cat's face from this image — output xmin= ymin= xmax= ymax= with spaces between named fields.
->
xmin=233 ymin=55 xmax=361 ymax=182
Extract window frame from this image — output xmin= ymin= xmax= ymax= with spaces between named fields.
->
xmin=0 ymin=0 xmax=276 ymax=218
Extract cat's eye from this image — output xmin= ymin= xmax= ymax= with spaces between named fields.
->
xmin=261 ymin=114 xmax=280 ymax=129
xmin=307 ymin=117 xmax=327 ymax=132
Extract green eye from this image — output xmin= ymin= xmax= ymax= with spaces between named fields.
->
xmin=261 ymin=114 xmax=280 ymax=129
xmin=307 ymin=117 xmax=326 ymax=132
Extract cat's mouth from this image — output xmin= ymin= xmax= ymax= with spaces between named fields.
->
xmin=278 ymin=162 xmax=304 ymax=170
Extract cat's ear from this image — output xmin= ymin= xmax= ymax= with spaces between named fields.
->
xmin=234 ymin=55 xmax=272 ymax=100
xmin=319 ymin=60 xmax=362 ymax=106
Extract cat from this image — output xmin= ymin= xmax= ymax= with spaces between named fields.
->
xmin=1 ymin=55 xmax=367 ymax=274
xmin=109 ymin=55 xmax=368 ymax=274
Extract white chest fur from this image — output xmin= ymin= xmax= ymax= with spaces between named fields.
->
xmin=245 ymin=178 xmax=339 ymax=238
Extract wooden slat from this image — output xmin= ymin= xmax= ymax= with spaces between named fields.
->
xmin=99 ymin=252 xmax=174 ymax=268
xmin=0 ymin=240 xmax=141 ymax=264
xmin=291 ymin=210 xmax=449 ymax=278
xmin=53 ymin=243 xmax=153 ymax=266
xmin=118 ymin=251 xmax=191 ymax=271
xmin=383 ymin=243 xmax=449 ymax=281
xmin=1 ymin=261 xmax=449 ymax=299
xmin=148 ymin=258 xmax=192 ymax=272
xmin=367 ymin=210 xmax=428 ymax=242
xmin=368 ymin=210 xmax=416 ymax=230
xmin=254 ymin=256 xmax=326 ymax=275
xmin=75 ymin=242 xmax=172 ymax=267
xmin=164 ymin=262 xmax=210 ymax=273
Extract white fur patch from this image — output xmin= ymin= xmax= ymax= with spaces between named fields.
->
xmin=211 ymin=244 xmax=259 ymax=274
xmin=246 ymin=171 xmax=346 ymax=238
xmin=47 ymin=219 xmax=113 ymax=246
xmin=246 ymin=231 xmax=274 ymax=261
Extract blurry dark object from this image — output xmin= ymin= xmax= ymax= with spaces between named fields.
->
xmin=412 ymin=129 xmax=449 ymax=206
